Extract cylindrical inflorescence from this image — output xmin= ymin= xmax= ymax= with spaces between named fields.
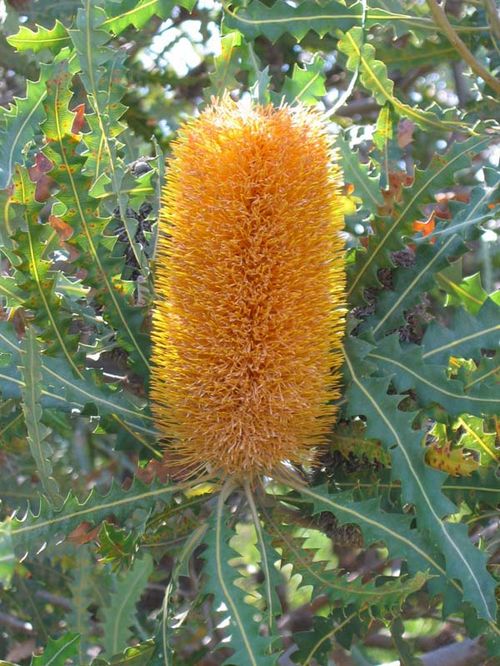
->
xmin=151 ymin=98 xmax=346 ymax=479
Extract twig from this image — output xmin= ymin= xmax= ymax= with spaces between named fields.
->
xmin=483 ymin=0 xmax=500 ymax=41
xmin=0 ymin=611 xmax=35 ymax=635
xmin=426 ymin=0 xmax=500 ymax=94
xmin=35 ymin=590 xmax=72 ymax=610
xmin=451 ymin=61 xmax=471 ymax=106
xmin=334 ymin=97 xmax=380 ymax=117
xmin=419 ymin=637 xmax=487 ymax=666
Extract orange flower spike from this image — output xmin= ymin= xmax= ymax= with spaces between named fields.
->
xmin=151 ymin=98 xmax=346 ymax=479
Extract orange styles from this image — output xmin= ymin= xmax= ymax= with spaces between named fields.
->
xmin=151 ymin=98 xmax=346 ymax=479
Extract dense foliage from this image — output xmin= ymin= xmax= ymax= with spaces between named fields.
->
xmin=0 ymin=0 xmax=498 ymax=664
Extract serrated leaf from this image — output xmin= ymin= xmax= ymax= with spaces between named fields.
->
xmin=102 ymin=554 xmax=153 ymax=656
xmin=365 ymin=334 xmax=499 ymax=418
xmin=271 ymin=55 xmax=326 ymax=105
xmin=369 ymin=178 xmax=499 ymax=334
xmin=203 ymin=485 xmax=277 ymax=666
xmin=375 ymin=40 xmax=459 ymax=72
xmin=421 ymin=297 xmax=499 ymax=364
xmin=155 ymin=523 xmax=207 ymax=665
xmin=11 ymin=166 xmax=84 ymax=371
xmin=92 ymin=642 xmax=155 ymax=666
xmin=347 ymin=135 xmax=491 ymax=303
xmin=372 ymin=236 xmax=467 ymax=336
xmin=0 ymin=322 xmax=156 ymax=440
xmin=337 ymin=134 xmax=383 ymax=218
xmin=69 ymin=546 xmax=96 ymax=659
xmin=98 ymin=522 xmax=139 ymax=570
xmin=292 ymin=613 xmax=358 ymax=665
xmin=0 ymin=477 xmax=178 ymax=575
xmin=70 ymin=2 xmax=149 ymax=280
xmin=443 ymin=469 xmax=500 ymax=508
xmin=101 ymin=0 xmax=195 ymax=35
xmin=0 ymin=76 xmax=47 ymax=189
xmin=437 ymin=270 xmax=488 ymax=315
xmin=224 ymin=0 xmax=480 ymax=44
xmin=454 ymin=415 xmax=498 ymax=465
xmin=0 ymin=276 xmax=23 ymax=307
xmin=338 ymin=27 xmax=470 ymax=133
xmin=0 ymin=523 xmax=15 ymax=587
xmin=365 ymin=0 xmax=484 ymax=40
xmin=41 ymin=57 xmax=151 ymax=372
xmin=373 ymin=104 xmax=394 ymax=151
xmin=426 ymin=441 xmax=479 ymax=477
xmin=19 ymin=326 xmax=61 ymax=505
xmin=344 ymin=339 xmax=497 ymax=620
xmin=239 ymin=489 xmax=282 ymax=627
xmin=293 ymin=485 xmax=454 ymax=601
xmin=7 ymin=20 xmax=70 ymax=53
xmin=31 ymin=633 xmax=80 ymax=666
xmin=267 ymin=514 xmax=429 ymax=613
xmin=224 ymin=0 xmax=359 ymax=43
xmin=210 ymin=31 xmax=244 ymax=97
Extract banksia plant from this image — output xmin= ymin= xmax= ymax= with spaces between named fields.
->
xmin=151 ymin=98 xmax=346 ymax=479
xmin=3 ymin=2 xmax=500 ymax=660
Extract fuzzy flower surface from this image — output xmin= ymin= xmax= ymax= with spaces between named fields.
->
xmin=151 ymin=98 xmax=346 ymax=478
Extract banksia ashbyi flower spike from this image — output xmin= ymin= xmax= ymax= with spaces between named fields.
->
xmin=151 ymin=98 xmax=346 ymax=479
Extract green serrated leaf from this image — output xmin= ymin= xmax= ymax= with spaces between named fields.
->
xmin=102 ymin=554 xmax=154 ymax=656
xmin=19 ymin=326 xmax=61 ymax=505
xmin=266 ymin=512 xmax=429 ymax=613
xmin=347 ymin=135 xmax=491 ymax=303
xmin=69 ymin=546 xmax=96 ymax=660
xmin=344 ymin=339 xmax=497 ymax=620
xmin=102 ymin=0 xmax=195 ymax=35
xmin=0 ymin=322 xmax=156 ymax=441
xmin=293 ymin=610 xmax=363 ymax=664
xmin=368 ymin=335 xmax=499 ymax=417
xmin=155 ymin=523 xmax=207 ymax=666
xmin=437 ymin=269 xmax=489 ymax=315
xmin=271 ymin=55 xmax=326 ymax=106
xmin=0 ymin=76 xmax=46 ymax=189
xmin=225 ymin=0 xmax=484 ymax=44
xmin=365 ymin=0 xmax=488 ymax=39
xmin=92 ymin=642 xmax=156 ymax=666
xmin=454 ymin=415 xmax=498 ymax=465
xmin=41 ymin=58 xmax=151 ymax=373
xmin=31 ymin=633 xmax=80 ymax=666
xmin=210 ymin=31 xmax=244 ymax=97
xmin=98 ymin=522 xmax=139 ymax=570
xmin=70 ymin=2 xmax=149 ymax=280
xmin=241 ymin=486 xmax=282 ymax=628
xmin=204 ymin=484 xmax=277 ymax=666
xmin=0 ymin=276 xmax=23 ymax=307
xmin=338 ymin=27 xmax=470 ymax=134
xmin=7 ymin=20 xmax=70 ymax=53
xmin=11 ymin=166 xmax=84 ymax=372
xmin=337 ymin=134 xmax=383 ymax=219
xmin=0 ymin=477 xmax=178 ymax=577
xmin=293 ymin=485 xmax=453 ymax=600
xmin=372 ymin=236 xmax=468 ymax=335
xmin=421 ymin=297 xmax=499 ymax=364
xmin=373 ymin=104 xmax=394 ymax=151
xmin=224 ymin=0 xmax=359 ymax=43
